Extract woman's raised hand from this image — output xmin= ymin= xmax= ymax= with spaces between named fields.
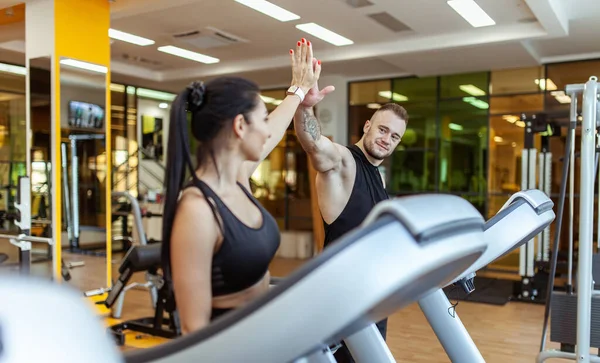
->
xmin=290 ymin=38 xmax=321 ymax=95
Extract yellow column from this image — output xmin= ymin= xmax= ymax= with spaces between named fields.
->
xmin=25 ymin=0 xmax=112 ymax=287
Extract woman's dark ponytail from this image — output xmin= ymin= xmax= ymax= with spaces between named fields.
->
xmin=160 ymin=77 xmax=259 ymax=295
xmin=161 ymin=82 xmax=205 ymax=290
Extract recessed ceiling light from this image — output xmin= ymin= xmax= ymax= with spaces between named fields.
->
xmin=459 ymin=84 xmax=486 ymax=96
xmin=234 ymin=0 xmax=300 ymax=22
xmin=59 ymin=58 xmax=107 ymax=74
xmin=157 ymin=45 xmax=220 ymax=64
xmin=295 ymin=23 xmax=354 ymax=46
xmin=449 ymin=123 xmax=463 ymax=131
xmin=0 ymin=62 xmax=26 ymax=76
xmin=447 ymin=0 xmax=495 ymax=28
xmin=158 ymin=102 xmax=168 ymax=109
xmin=378 ymin=91 xmax=408 ymax=102
xmin=136 ymin=88 xmax=177 ymax=102
xmin=108 ymin=29 xmax=155 ymax=46
xmin=462 ymin=96 xmax=489 ymax=109
xmin=535 ymin=78 xmax=557 ymax=91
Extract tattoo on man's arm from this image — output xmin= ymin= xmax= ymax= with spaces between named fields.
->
xmin=302 ymin=109 xmax=321 ymax=141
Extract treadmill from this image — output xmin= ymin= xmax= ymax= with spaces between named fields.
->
xmin=419 ymin=189 xmax=555 ymax=363
xmin=343 ymin=189 xmax=555 ymax=363
xmin=123 ymin=194 xmax=488 ymax=363
xmin=0 ymin=194 xmax=488 ymax=363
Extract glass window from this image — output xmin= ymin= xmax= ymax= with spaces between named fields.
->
xmin=392 ymin=76 xmax=437 ymax=103
xmin=0 ymin=64 xmax=26 ymax=94
xmin=253 ymin=87 xmax=312 ymax=230
xmin=385 ymin=149 xmax=436 ymax=193
xmin=490 ymin=66 xmax=545 ymax=95
xmin=546 ymin=60 xmax=600 ymax=91
xmin=488 ymin=115 xmax=525 ymax=197
xmin=349 ymin=80 xmax=392 ymax=106
xmin=438 ymin=98 xmax=488 ymax=199
xmin=390 ymin=76 xmax=437 ymax=149
xmin=490 ymin=94 xmax=544 ymax=115
xmin=544 ymin=90 xmax=578 ymax=115
xmin=440 ymin=72 xmax=489 ymax=99
xmin=348 ymin=105 xmax=376 ymax=145
xmin=260 ymin=88 xmax=287 ymax=113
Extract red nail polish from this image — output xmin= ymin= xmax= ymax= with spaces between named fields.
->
xmin=302 ymin=38 xmax=306 ymax=43
xmin=289 ymin=49 xmax=293 ymax=54
xmin=318 ymin=60 xmax=321 ymax=65
xmin=297 ymin=41 xmax=301 ymax=46
xmin=307 ymin=41 xmax=311 ymax=46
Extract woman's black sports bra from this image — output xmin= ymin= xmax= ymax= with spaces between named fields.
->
xmin=187 ymin=178 xmax=280 ymax=297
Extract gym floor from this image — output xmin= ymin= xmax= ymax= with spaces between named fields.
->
xmin=0 ymin=252 xmax=558 ymax=363
xmin=6 ymin=250 xmax=566 ymax=362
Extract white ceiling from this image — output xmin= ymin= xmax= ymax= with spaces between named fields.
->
xmin=0 ymin=0 xmax=599 ymax=92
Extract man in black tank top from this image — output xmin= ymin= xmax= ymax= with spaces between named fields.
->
xmin=293 ymin=97 xmax=408 ymax=362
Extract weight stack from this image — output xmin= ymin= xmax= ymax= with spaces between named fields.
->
xmin=550 ymin=291 xmax=600 ymax=349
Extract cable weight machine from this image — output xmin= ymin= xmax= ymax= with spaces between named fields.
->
xmin=538 ymin=76 xmax=600 ymax=363
xmin=61 ymin=133 xmax=106 ymax=256
xmin=514 ymin=112 xmax=556 ymax=303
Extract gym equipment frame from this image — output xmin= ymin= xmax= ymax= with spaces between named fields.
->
xmin=538 ymin=76 xmax=600 ymax=363
xmin=62 ymin=133 xmax=106 ymax=256
xmin=0 ymin=176 xmax=81 ymax=280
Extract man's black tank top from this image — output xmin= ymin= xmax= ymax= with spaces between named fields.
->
xmin=187 ymin=178 xmax=281 ymax=297
xmin=323 ymin=145 xmax=389 ymax=247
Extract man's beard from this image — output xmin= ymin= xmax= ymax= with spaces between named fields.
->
xmin=364 ymin=139 xmax=391 ymax=161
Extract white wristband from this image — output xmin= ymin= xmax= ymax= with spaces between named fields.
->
xmin=287 ymin=86 xmax=305 ymax=103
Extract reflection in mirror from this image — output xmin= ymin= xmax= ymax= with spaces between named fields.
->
xmin=0 ymin=57 xmax=53 ymax=280
xmin=59 ymin=57 xmax=108 ymax=292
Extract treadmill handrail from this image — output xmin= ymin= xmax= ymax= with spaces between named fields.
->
xmin=500 ymin=189 xmax=554 ymax=214
xmin=451 ymin=190 xmax=555 ymax=284
xmin=361 ymin=194 xmax=485 ymax=243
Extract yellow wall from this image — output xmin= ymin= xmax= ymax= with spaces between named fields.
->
xmin=52 ymin=0 xmax=112 ymax=285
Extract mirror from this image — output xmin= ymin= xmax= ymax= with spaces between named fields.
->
xmin=59 ymin=57 xmax=109 ymax=292
xmin=28 ymin=56 xmax=53 ymax=279
xmin=0 ymin=57 xmax=30 ymax=274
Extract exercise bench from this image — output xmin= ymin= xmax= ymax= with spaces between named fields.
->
xmin=103 ymin=243 xmax=181 ymax=346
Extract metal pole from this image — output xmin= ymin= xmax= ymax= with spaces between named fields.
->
xmin=418 ymin=289 xmax=485 ymax=362
xmin=543 ymin=152 xmax=552 ymax=261
xmin=0 ymin=234 xmax=54 ymax=244
xmin=540 ymin=97 xmax=577 ymax=352
xmin=528 ymin=148 xmax=537 ymax=277
xmin=538 ymin=152 xmax=544 ymax=261
xmin=596 ymin=127 xmax=600 ymax=253
xmin=61 ymin=143 xmax=73 ymax=244
xmin=344 ymin=324 xmax=396 ymax=363
xmin=70 ymin=138 xmax=79 ymax=248
xmin=568 ymin=98 xmax=577 ymax=292
xmin=576 ymin=76 xmax=598 ymax=363
xmin=520 ymin=148 xmax=529 ymax=277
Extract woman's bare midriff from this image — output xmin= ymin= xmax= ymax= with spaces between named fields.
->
xmin=211 ymin=270 xmax=271 ymax=309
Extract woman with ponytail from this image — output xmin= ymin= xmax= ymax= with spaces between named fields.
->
xmin=162 ymin=38 xmax=333 ymax=334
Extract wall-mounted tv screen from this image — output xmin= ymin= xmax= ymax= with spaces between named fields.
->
xmin=68 ymin=100 xmax=104 ymax=129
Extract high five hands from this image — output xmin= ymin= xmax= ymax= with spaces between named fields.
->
xmin=290 ymin=38 xmax=335 ymax=108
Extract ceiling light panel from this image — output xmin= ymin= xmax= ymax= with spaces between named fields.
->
xmin=234 ymin=0 xmax=300 ymax=22
xmin=108 ymin=29 xmax=155 ymax=46
xmin=157 ymin=46 xmax=220 ymax=64
xmin=295 ymin=23 xmax=354 ymax=46
xmin=447 ymin=0 xmax=495 ymax=28
xmin=60 ymin=59 xmax=107 ymax=74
